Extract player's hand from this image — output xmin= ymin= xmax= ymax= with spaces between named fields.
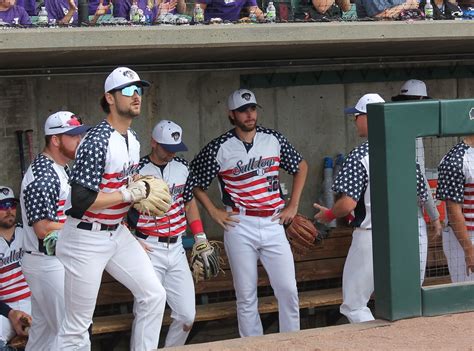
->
xmin=313 ymin=203 xmax=330 ymax=224
xmin=94 ymin=0 xmax=111 ymax=16
xmin=465 ymin=244 xmax=474 ymax=276
xmin=209 ymin=208 xmax=239 ymax=230
xmin=431 ymin=218 xmax=443 ymax=237
xmin=8 ymin=310 xmax=32 ymax=337
xmin=68 ymin=0 xmax=78 ymax=11
xmin=137 ymin=238 xmax=153 ymax=253
xmin=273 ymin=203 xmax=297 ymax=225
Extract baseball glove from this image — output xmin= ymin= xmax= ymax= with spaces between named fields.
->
xmin=133 ymin=176 xmax=172 ymax=217
xmin=190 ymin=239 xmax=224 ymax=283
xmin=285 ymin=214 xmax=319 ymax=256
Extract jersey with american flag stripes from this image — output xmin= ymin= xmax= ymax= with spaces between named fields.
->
xmin=135 ymin=156 xmax=193 ymax=237
xmin=20 ymin=154 xmax=69 ymax=253
xmin=0 ymin=224 xmax=31 ymax=304
xmin=437 ymin=141 xmax=474 ymax=230
xmin=70 ymin=120 xmax=140 ymax=226
xmin=189 ymin=126 xmax=303 ymax=211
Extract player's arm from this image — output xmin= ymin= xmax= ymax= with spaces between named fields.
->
xmin=193 ymin=187 xmax=238 ymax=230
xmin=314 ymin=194 xmax=357 ymax=224
xmin=312 ymin=0 xmax=334 ymax=14
xmin=275 ymin=159 xmax=308 ymax=225
xmin=32 ymin=220 xmax=63 ymax=239
xmin=335 ymin=0 xmax=351 ymax=12
xmin=446 ymin=200 xmax=474 ymax=273
xmin=58 ymin=0 xmax=78 ymax=24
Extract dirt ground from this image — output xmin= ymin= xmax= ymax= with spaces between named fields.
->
xmin=169 ymin=312 xmax=474 ymax=351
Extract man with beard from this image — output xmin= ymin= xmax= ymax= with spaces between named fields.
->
xmin=188 ymin=89 xmax=308 ymax=337
xmin=55 ymin=67 xmax=166 ymax=351
xmin=20 ymin=111 xmax=89 ymax=351
xmin=0 ymin=186 xmax=32 ymax=349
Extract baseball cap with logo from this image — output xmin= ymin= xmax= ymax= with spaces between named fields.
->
xmin=152 ymin=120 xmax=188 ymax=153
xmin=104 ymin=67 xmax=151 ymax=93
xmin=344 ymin=93 xmax=385 ymax=115
xmin=44 ymin=111 xmax=91 ymax=136
xmin=392 ymin=79 xmax=430 ymax=101
xmin=227 ymin=89 xmax=261 ymax=112
xmin=0 ymin=187 xmax=18 ymax=203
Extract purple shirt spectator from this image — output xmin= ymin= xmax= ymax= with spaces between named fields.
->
xmin=16 ymin=0 xmax=36 ymax=15
xmin=88 ymin=0 xmax=111 ymax=15
xmin=0 ymin=5 xmax=31 ymax=25
xmin=197 ymin=0 xmax=257 ymax=21
xmin=46 ymin=0 xmax=78 ymax=24
xmin=113 ymin=0 xmax=163 ymax=20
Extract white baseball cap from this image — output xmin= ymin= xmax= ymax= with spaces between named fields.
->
xmin=227 ymin=89 xmax=260 ymax=111
xmin=44 ymin=111 xmax=90 ymax=136
xmin=104 ymin=67 xmax=151 ymax=93
xmin=152 ymin=120 xmax=188 ymax=153
xmin=392 ymin=79 xmax=430 ymax=101
xmin=0 ymin=186 xmax=17 ymax=203
xmin=344 ymin=93 xmax=385 ymax=115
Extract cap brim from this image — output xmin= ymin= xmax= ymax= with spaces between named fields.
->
xmin=344 ymin=107 xmax=363 ymax=115
xmin=234 ymin=103 xmax=261 ymax=111
xmin=110 ymin=80 xmax=151 ymax=92
xmin=63 ymin=125 xmax=91 ymax=136
xmin=0 ymin=198 xmax=18 ymax=203
xmin=391 ymin=95 xmax=431 ymax=101
xmin=160 ymin=142 xmax=188 ymax=153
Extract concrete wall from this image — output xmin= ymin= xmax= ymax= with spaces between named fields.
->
xmin=1 ymin=71 xmax=473 ymax=236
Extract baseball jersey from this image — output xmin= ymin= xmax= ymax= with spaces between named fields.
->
xmin=16 ymin=0 xmax=37 ymax=15
xmin=113 ymin=0 xmax=159 ymax=20
xmin=0 ymin=5 xmax=32 ymax=25
xmin=332 ymin=141 xmax=428 ymax=230
xmin=135 ymin=156 xmax=193 ymax=237
xmin=436 ymin=141 xmax=474 ymax=230
xmin=197 ymin=0 xmax=257 ymax=21
xmin=45 ymin=0 xmax=78 ymax=24
xmin=189 ymin=126 xmax=303 ymax=211
xmin=70 ymin=120 xmax=140 ymax=226
xmin=0 ymin=225 xmax=31 ymax=303
xmin=21 ymin=154 xmax=70 ymax=253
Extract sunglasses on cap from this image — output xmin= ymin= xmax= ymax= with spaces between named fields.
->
xmin=0 ymin=201 xmax=17 ymax=211
xmin=121 ymin=85 xmax=143 ymax=97
xmin=49 ymin=115 xmax=83 ymax=130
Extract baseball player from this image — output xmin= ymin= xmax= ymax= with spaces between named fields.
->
xmin=0 ymin=187 xmax=31 ymax=347
xmin=20 ymin=111 xmax=89 ymax=350
xmin=55 ymin=67 xmax=166 ymax=351
xmin=436 ymin=137 xmax=474 ymax=282
xmin=392 ymin=79 xmax=443 ymax=284
xmin=314 ymin=93 xmax=429 ymax=323
xmin=188 ymin=89 xmax=308 ymax=337
xmin=127 ymin=120 xmax=206 ymax=347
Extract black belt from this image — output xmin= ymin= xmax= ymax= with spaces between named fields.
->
xmin=135 ymin=231 xmax=179 ymax=243
xmin=77 ymin=222 xmax=119 ymax=231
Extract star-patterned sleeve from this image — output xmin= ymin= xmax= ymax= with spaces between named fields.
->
xmin=436 ymin=143 xmax=467 ymax=204
xmin=416 ymin=162 xmax=428 ymax=204
xmin=189 ymin=139 xmax=222 ymax=191
xmin=263 ymin=128 xmax=303 ymax=175
xmin=24 ymin=175 xmax=61 ymax=226
xmin=332 ymin=144 xmax=368 ymax=202
xmin=70 ymin=136 xmax=107 ymax=192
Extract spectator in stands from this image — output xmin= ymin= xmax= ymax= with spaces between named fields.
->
xmin=293 ymin=0 xmax=351 ymax=21
xmin=196 ymin=0 xmax=264 ymax=22
xmin=16 ymin=0 xmax=35 ymax=16
xmin=0 ymin=0 xmax=31 ymax=25
xmin=355 ymin=0 xmax=419 ymax=18
xmin=45 ymin=0 xmax=78 ymax=24
xmin=113 ymin=0 xmax=186 ymax=22
xmin=418 ymin=0 xmax=463 ymax=19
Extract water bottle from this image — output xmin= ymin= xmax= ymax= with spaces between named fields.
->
xmin=129 ymin=0 xmax=139 ymax=23
xmin=424 ymin=0 xmax=433 ymax=20
xmin=193 ymin=3 xmax=204 ymax=24
xmin=266 ymin=1 xmax=276 ymax=22
xmin=37 ymin=6 xmax=49 ymax=26
xmin=249 ymin=8 xmax=257 ymax=23
xmin=322 ymin=157 xmax=336 ymax=228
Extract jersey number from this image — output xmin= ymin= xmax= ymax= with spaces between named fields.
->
xmin=267 ymin=176 xmax=279 ymax=192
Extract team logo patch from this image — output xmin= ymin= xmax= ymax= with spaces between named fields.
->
xmin=171 ymin=132 xmax=180 ymax=141
xmin=469 ymin=107 xmax=474 ymax=120
xmin=0 ymin=188 xmax=9 ymax=196
xmin=123 ymin=70 xmax=137 ymax=80
xmin=241 ymin=93 xmax=252 ymax=101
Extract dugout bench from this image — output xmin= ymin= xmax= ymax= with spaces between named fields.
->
xmin=8 ymin=226 xmax=450 ymax=350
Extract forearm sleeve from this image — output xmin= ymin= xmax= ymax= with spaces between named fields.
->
xmin=66 ymin=183 xmax=99 ymax=219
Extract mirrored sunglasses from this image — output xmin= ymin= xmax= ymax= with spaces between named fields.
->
xmin=121 ymin=85 xmax=143 ymax=97
xmin=0 ymin=201 xmax=17 ymax=210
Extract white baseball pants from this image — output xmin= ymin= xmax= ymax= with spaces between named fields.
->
xmin=138 ymin=235 xmax=195 ymax=347
xmin=442 ymin=226 xmax=474 ymax=283
xmin=224 ymin=212 xmax=300 ymax=337
xmin=341 ymin=218 xmax=429 ymax=323
xmin=55 ymin=218 xmax=166 ymax=351
xmin=22 ymin=253 xmax=64 ymax=351
xmin=0 ymin=297 xmax=31 ymax=344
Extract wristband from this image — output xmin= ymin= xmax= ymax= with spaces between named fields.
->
xmin=190 ymin=220 xmax=204 ymax=235
xmin=324 ymin=209 xmax=336 ymax=222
